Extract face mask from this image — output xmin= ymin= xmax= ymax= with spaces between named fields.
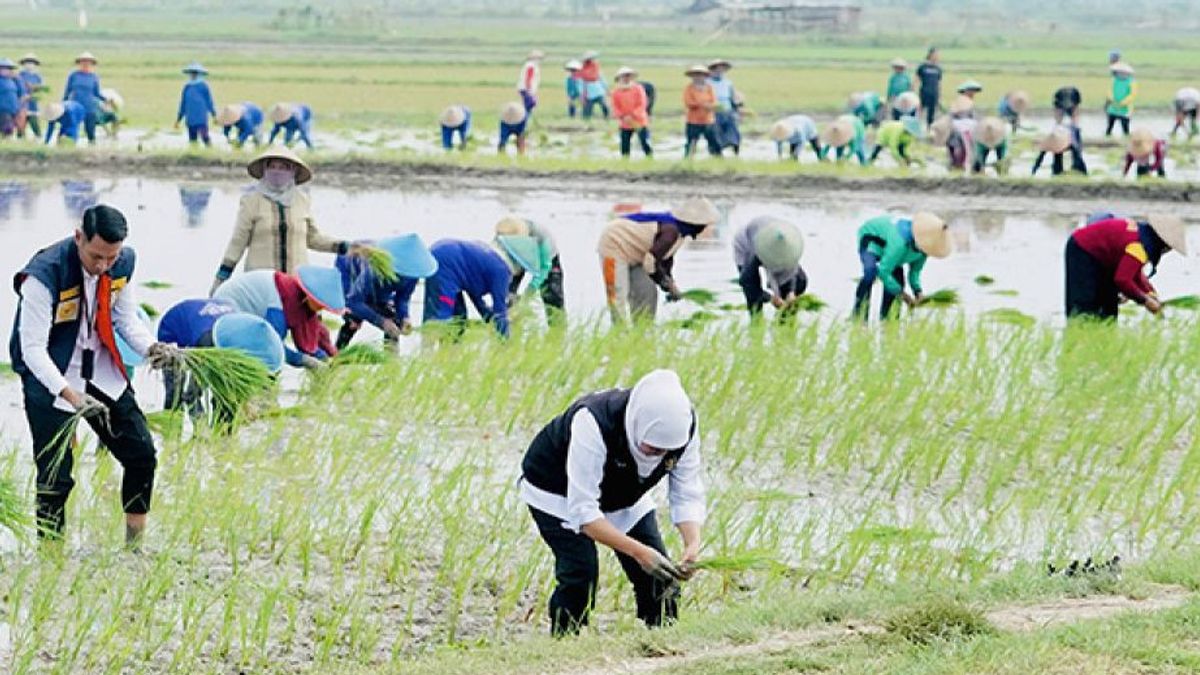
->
xmin=263 ymin=168 xmax=295 ymax=191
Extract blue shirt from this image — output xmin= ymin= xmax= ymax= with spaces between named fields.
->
xmin=224 ymin=102 xmax=263 ymax=145
xmin=709 ymin=76 xmax=735 ymax=110
xmin=268 ymin=104 xmax=313 ymax=149
xmin=177 ymin=78 xmax=216 ymax=126
xmin=427 ymin=239 xmax=513 ymax=336
xmin=18 ymin=70 xmax=42 ymax=112
xmin=212 ymin=269 xmax=318 ymax=366
xmin=335 ymin=254 xmax=418 ymax=327
xmin=0 ymin=76 xmax=21 ymax=115
xmin=63 ymin=70 xmax=103 ymax=114
xmin=45 ymin=100 xmax=85 ymax=143
xmin=157 ymin=299 xmax=236 ymax=347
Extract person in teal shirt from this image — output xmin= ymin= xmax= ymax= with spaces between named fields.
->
xmin=1105 ymin=62 xmax=1137 ymax=137
xmin=494 ymin=215 xmax=564 ymax=324
xmin=853 ymin=213 xmax=950 ymax=321
xmin=885 ymin=58 xmax=912 ymax=119
xmin=849 ymin=91 xmax=884 ymax=128
xmin=819 ymin=115 xmax=868 ymax=166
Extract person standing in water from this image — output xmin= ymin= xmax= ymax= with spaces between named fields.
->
xmin=62 ymin=52 xmax=105 ymax=144
xmin=174 ymin=62 xmax=216 ymax=147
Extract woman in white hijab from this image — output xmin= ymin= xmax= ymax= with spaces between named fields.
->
xmin=520 ymin=369 xmax=706 ymax=636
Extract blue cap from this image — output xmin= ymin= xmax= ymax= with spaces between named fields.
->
xmin=296 ymin=265 xmax=346 ymax=314
xmin=182 ymin=61 xmax=208 ymax=75
xmin=116 ymin=305 xmax=153 ymax=368
xmin=1108 ymin=50 xmax=1121 ymax=61
xmin=212 ymin=313 xmax=285 ymax=374
xmin=378 ymin=234 xmax=438 ymax=279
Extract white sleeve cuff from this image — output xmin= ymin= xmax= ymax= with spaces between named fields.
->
xmin=671 ymin=502 xmax=707 ymax=526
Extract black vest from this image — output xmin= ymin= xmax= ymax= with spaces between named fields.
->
xmin=522 ymin=388 xmax=694 ymax=513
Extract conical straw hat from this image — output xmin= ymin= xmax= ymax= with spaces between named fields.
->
xmin=674 ymin=198 xmax=720 ymax=228
xmin=216 ymin=104 xmax=245 ymax=127
xmin=821 ymin=116 xmax=856 ymax=148
xmin=500 ymin=101 xmax=527 ymax=125
xmin=1040 ymin=126 xmax=1071 ymax=154
xmin=440 ymin=105 xmax=466 ymax=128
xmin=247 ymin=145 xmax=313 ymax=185
xmin=912 ymin=212 xmax=951 ymax=258
xmin=1147 ymin=214 xmax=1188 ymax=256
xmin=1128 ymin=128 xmax=1156 ymax=157
xmin=269 ymin=103 xmax=295 ymax=124
xmin=976 ymin=116 xmax=1008 ymax=149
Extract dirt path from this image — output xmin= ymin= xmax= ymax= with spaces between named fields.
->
xmin=568 ymin=584 xmax=1190 ymax=675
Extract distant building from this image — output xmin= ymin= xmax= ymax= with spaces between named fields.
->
xmin=686 ymin=0 xmax=863 ymax=33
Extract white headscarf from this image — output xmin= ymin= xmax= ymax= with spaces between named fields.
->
xmin=624 ymin=369 xmax=694 ymax=478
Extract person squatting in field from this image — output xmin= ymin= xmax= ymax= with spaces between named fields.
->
xmin=853 ymin=212 xmax=952 ymax=321
xmin=335 ymin=234 xmax=438 ymax=348
xmin=1065 ymin=214 xmax=1187 ymax=320
xmin=732 ymin=217 xmax=808 ymax=319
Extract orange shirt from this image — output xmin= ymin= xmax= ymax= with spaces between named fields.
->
xmin=611 ymin=83 xmax=649 ymax=129
xmin=684 ymin=84 xmax=716 ymax=125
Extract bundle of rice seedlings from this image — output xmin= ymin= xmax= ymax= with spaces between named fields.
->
xmin=359 ymin=245 xmax=398 ymax=284
xmin=179 ymin=348 xmax=274 ymax=417
xmin=0 ymin=477 xmax=31 ymax=537
xmin=973 ymin=275 xmax=995 ymax=286
xmin=915 ymin=288 xmax=959 ymax=307
xmin=692 ymin=550 xmax=784 ymax=573
xmin=334 ymin=344 xmax=392 ymax=366
xmin=680 ymin=288 xmax=718 ymax=305
xmin=1163 ymin=295 xmax=1200 ymax=310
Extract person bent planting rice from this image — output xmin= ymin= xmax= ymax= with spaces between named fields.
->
xmin=1123 ymin=129 xmax=1168 ymax=179
xmin=1065 ymin=214 xmax=1188 ymax=320
xmin=1032 ymin=125 xmax=1088 ymax=176
xmin=422 ymin=236 xmax=541 ymax=338
xmin=494 ymin=216 xmax=565 ymax=324
xmin=217 ymin=102 xmax=264 ymax=148
xmin=10 ymin=205 xmax=183 ymax=542
xmin=268 ymin=101 xmax=314 ymax=149
xmin=335 ymin=234 xmax=438 ymax=348
xmin=732 ymin=217 xmax=808 ymax=318
xmin=520 ymin=369 xmax=706 ymax=636
xmin=770 ymin=114 xmax=822 ymax=161
xmin=853 ymin=212 xmax=951 ymax=321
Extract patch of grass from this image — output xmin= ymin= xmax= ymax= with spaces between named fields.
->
xmin=884 ymin=598 xmax=994 ymax=645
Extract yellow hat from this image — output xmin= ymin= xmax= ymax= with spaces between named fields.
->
xmin=1147 ymin=214 xmax=1188 ymax=256
xmin=247 ymin=146 xmax=313 ymax=185
xmin=269 ymin=103 xmax=295 ymax=125
xmin=674 ymin=197 xmax=720 ymax=228
xmin=494 ymin=215 xmax=530 ymax=237
xmin=912 ymin=212 xmax=951 ymax=258
xmin=216 ymin=103 xmax=245 ymax=127
xmin=440 ymin=105 xmax=467 ymax=128
xmin=1039 ymin=126 xmax=1071 ymax=154
xmin=821 ymin=116 xmax=856 ymax=148
xmin=1129 ymin=128 xmax=1156 ymax=157
xmin=976 ymin=117 xmax=1008 ymax=149
xmin=500 ymin=101 xmax=527 ymax=125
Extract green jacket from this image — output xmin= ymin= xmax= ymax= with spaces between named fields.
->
xmin=1107 ymin=76 xmax=1137 ymax=116
xmin=876 ymin=121 xmax=914 ymax=157
xmin=857 ymin=215 xmax=926 ymax=295
xmin=886 ymin=72 xmax=912 ymax=100
xmin=527 ymin=220 xmax=558 ymax=289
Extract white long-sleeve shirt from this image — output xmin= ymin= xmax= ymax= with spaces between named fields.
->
xmin=520 ymin=409 xmax=707 ymax=533
xmin=18 ymin=273 xmax=155 ymax=412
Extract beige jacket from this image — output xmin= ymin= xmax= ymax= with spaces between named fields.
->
xmin=597 ymin=218 xmax=687 ymax=276
xmin=218 ymin=190 xmax=345 ymax=276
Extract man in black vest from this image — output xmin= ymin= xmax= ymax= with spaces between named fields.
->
xmin=10 ymin=204 xmax=180 ymax=544
xmin=520 ymin=369 xmax=706 ymax=635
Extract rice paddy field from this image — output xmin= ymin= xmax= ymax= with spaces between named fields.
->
xmin=4 ymin=5 xmax=1200 ymax=674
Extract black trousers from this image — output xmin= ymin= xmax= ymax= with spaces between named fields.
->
xmin=854 ymin=243 xmax=905 ymax=321
xmin=1064 ymin=238 xmax=1118 ymax=320
xmin=509 ymin=255 xmax=565 ymax=324
xmin=529 ymin=507 xmax=679 ymax=636
xmin=1105 ymin=114 xmax=1131 ymax=137
xmin=684 ymin=123 xmax=721 ymax=157
xmin=738 ymin=260 xmax=808 ymax=316
xmin=920 ymin=92 xmax=939 ymax=126
xmin=25 ymin=381 xmax=157 ymax=537
xmin=619 ymin=128 xmax=652 ymax=157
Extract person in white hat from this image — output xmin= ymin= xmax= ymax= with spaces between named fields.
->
xmin=890 ymin=91 xmax=919 ymax=121
xmin=732 ymin=217 xmax=808 ymax=318
xmin=1123 ymin=128 xmax=1167 ymax=179
xmin=997 ymin=90 xmax=1029 ymax=132
xmin=683 ymin=65 xmax=720 ymax=158
xmin=498 ymin=101 xmax=529 ymax=155
xmin=706 ymin=59 xmax=742 ymax=155
xmin=16 ymin=54 xmax=46 ymax=140
xmin=518 ymin=50 xmax=544 ymax=114
xmin=267 ymin=102 xmax=314 ymax=149
xmin=770 ymin=114 xmax=821 ymax=161
xmin=62 ymin=51 xmax=105 ymax=144
xmin=579 ymin=51 xmax=609 ymax=121
xmin=494 ymin=216 xmax=564 ymax=323
xmin=1172 ymin=87 xmax=1199 ymax=139
xmin=174 ymin=62 xmax=216 ymax=146
xmin=1105 ymin=62 xmax=1137 ymax=137
xmin=598 ymin=198 xmax=720 ymax=322
xmin=853 ymin=212 xmax=951 ymax=321
xmin=1066 ymin=214 xmax=1188 ymax=320
xmin=1031 ymin=126 xmax=1087 ymax=177
xmin=971 ymin=116 xmax=1009 ymax=175
xmin=612 ymin=67 xmax=652 ymax=158
xmin=886 ymin=58 xmax=912 ymax=118
xmin=42 ymin=100 xmax=86 ymax=145
xmin=564 ymin=60 xmax=583 ymax=118
xmin=439 ymin=104 xmax=471 ymax=151
xmin=218 ymin=102 xmax=264 ymax=148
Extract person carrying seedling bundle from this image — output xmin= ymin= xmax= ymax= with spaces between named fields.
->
xmin=42 ymin=100 xmax=85 ymax=145
xmin=853 ymin=212 xmax=951 ymax=321
xmin=869 ymin=116 xmax=923 ymax=167
xmin=1124 ymin=129 xmax=1167 ymax=179
xmin=683 ymin=65 xmax=720 ymax=158
xmin=848 ymin=91 xmax=884 ymax=129
xmin=494 ymin=216 xmax=565 ymax=324
xmin=498 ymin=101 xmax=529 ymax=155
xmin=520 ymin=369 xmax=706 ymax=636
xmin=17 ymin=54 xmax=46 ymax=140
xmin=1065 ymin=214 xmax=1188 ymax=320
xmin=217 ymin=102 xmax=264 ymax=148
xmin=890 ymin=91 xmax=919 ymax=121
xmin=599 ymin=198 xmax=720 ymax=323
xmin=1032 ymin=126 xmax=1087 ymax=176
xmin=916 ymin=47 xmax=943 ymax=128
xmin=1172 ymin=87 xmax=1199 ymax=139
xmin=997 ymin=90 xmax=1029 ymax=132
xmin=518 ymin=50 xmax=543 ymax=113
xmin=733 ymin=217 xmax=808 ymax=318
xmin=972 ymin=117 xmax=1009 ymax=175
xmin=579 ymin=52 xmax=609 ymax=121
xmin=423 ymin=236 xmax=540 ymax=338
xmin=439 ymin=104 xmax=471 ymax=151
xmin=174 ymin=62 xmax=216 ymax=146
xmin=708 ymin=59 xmax=742 ymax=155
xmin=886 ymin=58 xmax=912 ymax=119
xmin=335 ymin=234 xmax=438 ymax=348
xmin=611 ymin=66 xmax=652 ymax=158
xmin=268 ymin=102 xmax=314 ymax=149
xmin=213 ymin=266 xmax=343 ymax=368
xmin=1106 ymin=62 xmax=1137 ymax=137
xmin=10 ymin=204 xmax=183 ymax=543
xmin=564 ymin=60 xmax=583 ymax=118
xmin=62 ymin=52 xmax=104 ymax=144
xmin=770 ymin=114 xmax=821 ymax=161
xmin=819 ymin=115 xmax=868 ymax=166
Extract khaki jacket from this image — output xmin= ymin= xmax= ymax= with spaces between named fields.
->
xmin=597 ymin=218 xmax=686 ymax=277
xmin=218 ymin=190 xmax=345 ymax=275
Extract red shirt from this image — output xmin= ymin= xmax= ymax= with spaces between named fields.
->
xmin=579 ymin=59 xmax=600 ymax=83
xmin=1071 ymin=218 xmax=1156 ymax=303
xmin=274 ymin=271 xmax=338 ymax=358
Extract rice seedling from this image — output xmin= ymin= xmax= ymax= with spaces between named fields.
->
xmin=178 ymin=348 xmax=274 ymax=420
xmin=692 ymin=550 xmax=785 ymax=573
xmin=141 ymin=280 xmax=174 ymax=289
xmin=1163 ymin=295 xmax=1200 ymax=310
xmin=681 ymin=288 xmax=719 ymax=305
xmin=973 ymin=275 xmax=996 ymax=286
xmin=982 ymin=308 xmax=1037 ymax=327
xmin=358 ymin=245 xmax=399 ymax=284
xmin=139 ymin=302 xmax=160 ymax=318
xmin=0 ymin=477 xmax=30 ymax=537
xmin=333 ymin=344 xmax=392 ymax=366
xmin=915 ymin=288 xmax=960 ymax=307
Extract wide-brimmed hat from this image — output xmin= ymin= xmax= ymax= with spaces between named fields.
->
xmin=439 ymin=105 xmax=467 ymax=128
xmin=182 ymin=61 xmax=208 ymax=75
xmin=247 ymin=146 xmax=313 ymax=185
xmin=1110 ymin=61 xmax=1134 ymax=75
xmin=19 ymin=53 xmax=39 ymax=65
xmin=893 ymin=91 xmax=919 ymax=112
xmin=494 ymin=215 xmax=530 ymax=237
xmin=770 ymin=120 xmax=794 ymax=142
xmin=495 ymin=235 xmax=541 ymax=274
xmin=956 ymin=79 xmax=983 ymax=93
xmin=614 ymin=66 xmax=638 ymax=81
xmin=212 ymin=313 xmax=285 ymax=374
xmin=378 ymin=233 xmax=439 ymax=278
xmin=707 ymin=58 xmax=732 ymax=71
xmin=821 ymin=116 xmax=856 ymax=148
xmin=674 ymin=197 xmax=720 ymax=228
xmin=1006 ymin=90 xmax=1030 ymax=114
xmin=1147 ymin=214 xmax=1189 ymax=256
xmin=269 ymin=103 xmax=295 ymax=124
xmin=500 ymin=101 xmax=526 ymax=125
xmin=1128 ymin=128 xmax=1157 ymax=157
xmin=216 ymin=103 xmax=245 ymax=127
xmin=43 ymin=102 xmax=66 ymax=122
xmin=564 ymin=60 xmax=582 ymax=71
xmin=0 ymin=58 xmax=15 ymax=70
xmin=846 ymin=92 xmax=865 ymax=110
xmin=685 ymin=64 xmax=710 ymax=77
xmin=890 ymin=57 xmax=908 ymax=68
xmin=752 ymin=218 xmax=804 ymax=273
xmin=912 ymin=212 xmax=951 ymax=258
xmin=75 ymin=51 xmax=97 ymax=64
xmin=976 ymin=116 xmax=1008 ymax=148
xmin=582 ymin=50 xmax=599 ymax=61
xmin=930 ymin=116 xmax=952 ymax=145
xmin=950 ymin=95 xmax=975 ymax=116
xmin=527 ymin=50 xmax=545 ymax=61
xmin=902 ymin=116 xmax=924 ymax=138
xmin=1040 ymin=126 xmax=1072 ymax=154
xmin=296 ymin=265 xmax=346 ymax=314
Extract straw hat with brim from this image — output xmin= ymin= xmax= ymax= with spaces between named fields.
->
xmin=270 ymin=103 xmax=295 ymax=125
xmin=894 ymin=91 xmax=919 ymax=112
xmin=182 ymin=62 xmax=208 ymax=75
xmin=674 ymin=197 xmax=720 ymax=228
xmin=564 ymin=60 xmax=582 ymax=71
xmin=956 ymin=80 xmax=983 ymax=93
xmin=378 ymin=233 xmax=439 ymax=278
xmin=770 ymin=120 xmax=794 ymax=142
xmin=0 ymin=59 xmax=15 ymax=70
xmin=1040 ymin=127 xmax=1072 ymax=154
xmin=912 ymin=212 xmax=951 ymax=258
xmin=1129 ymin=129 xmax=1156 ymax=157
xmin=890 ymin=57 xmax=908 ymax=68
xmin=496 ymin=235 xmax=542 ymax=274
xmin=1006 ymin=90 xmax=1030 ymax=114
xmin=212 ymin=313 xmax=285 ymax=374
xmin=582 ymin=51 xmax=599 ymax=61
xmin=1147 ymin=214 xmax=1189 ymax=256
xmin=614 ymin=66 xmax=638 ymax=81
xmin=821 ymin=117 xmax=855 ymax=148
xmin=248 ymin=146 xmax=313 ymax=185
xmin=930 ymin=116 xmax=952 ymax=145
xmin=707 ymin=59 xmax=732 ymax=71
xmin=75 ymin=52 xmax=97 ymax=64
xmin=216 ymin=104 xmax=245 ymax=127
xmin=101 ymin=89 xmax=123 ymax=109
xmin=296 ymin=265 xmax=346 ymax=314
xmin=752 ymin=219 xmax=804 ymax=273
xmin=977 ymin=117 xmax=1008 ymax=149
xmin=43 ymin=103 xmax=65 ymax=122
xmin=950 ymin=95 xmax=975 ymax=116
xmin=1110 ymin=62 xmax=1134 ymax=75
xmin=685 ymin=65 xmax=710 ymax=77
xmin=500 ymin=102 xmax=527 ymax=125
xmin=19 ymin=53 xmax=40 ymax=65
xmin=440 ymin=105 xmax=466 ymax=128
xmin=494 ymin=216 xmax=530 ymax=237
xmin=527 ymin=50 xmax=545 ymax=61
